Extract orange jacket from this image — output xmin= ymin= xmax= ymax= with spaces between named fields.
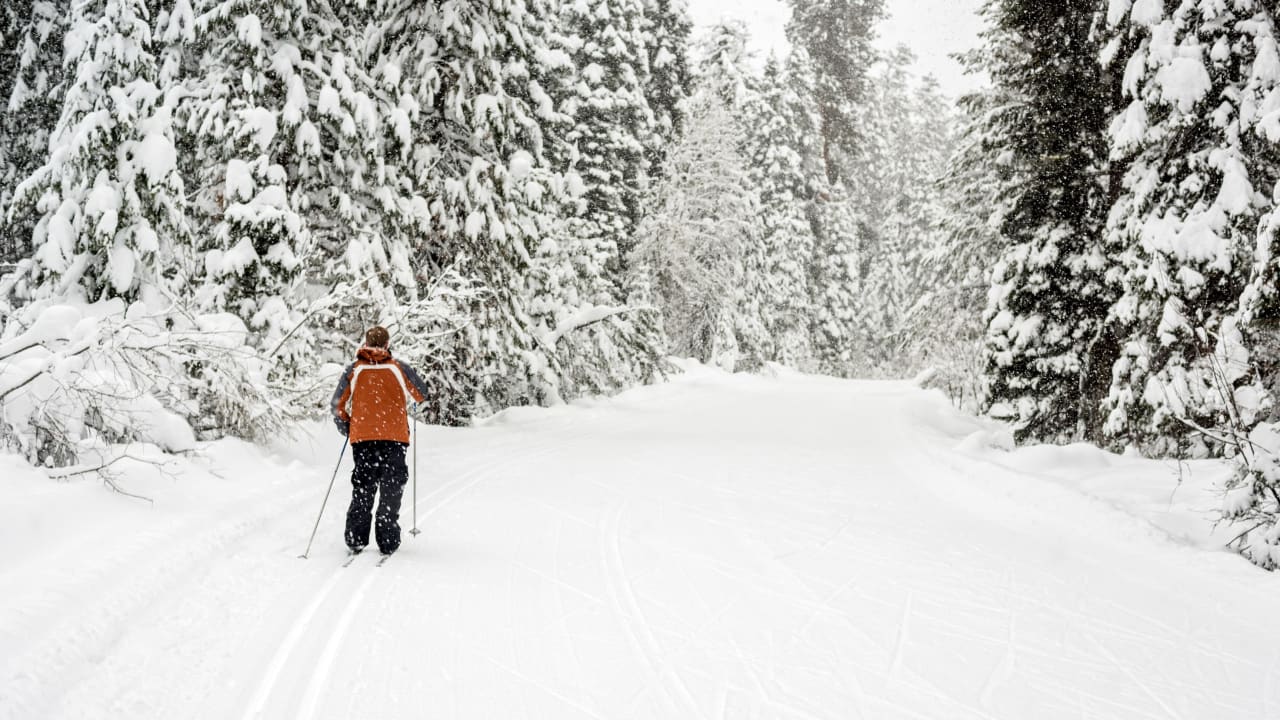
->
xmin=330 ymin=346 xmax=428 ymax=444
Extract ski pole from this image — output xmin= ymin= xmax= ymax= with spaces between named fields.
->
xmin=299 ymin=438 xmax=348 ymax=559
xmin=410 ymin=415 xmax=420 ymax=536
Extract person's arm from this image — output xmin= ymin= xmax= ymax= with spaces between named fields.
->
xmin=397 ymin=361 xmax=429 ymax=404
xmin=330 ymin=364 xmax=355 ymax=435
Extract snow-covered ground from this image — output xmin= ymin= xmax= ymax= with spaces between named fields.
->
xmin=2 ymin=363 xmax=1277 ymax=719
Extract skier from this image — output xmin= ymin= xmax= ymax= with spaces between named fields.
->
xmin=330 ymin=326 xmax=429 ymax=556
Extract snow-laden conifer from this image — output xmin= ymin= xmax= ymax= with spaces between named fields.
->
xmin=1102 ymin=0 xmax=1280 ymax=455
xmin=185 ymin=0 xmax=342 ymax=382
xmin=534 ymin=0 xmax=671 ymax=396
xmin=850 ymin=48 xmax=953 ymax=374
xmin=641 ymin=0 xmax=692 ymax=172
xmin=694 ymin=22 xmax=772 ymax=367
xmin=561 ymin=0 xmax=655 ymax=274
xmin=977 ymin=1 xmax=1122 ymax=444
xmin=743 ymin=54 xmax=818 ymax=370
xmin=1 ymin=1 xmax=69 ymax=263
xmin=8 ymin=0 xmax=190 ymax=303
xmin=377 ymin=0 xmax=574 ymax=417
xmin=784 ymin=0 xmax=885 ymax=186
xmin=901 ymin=76 xmax=1011 ymax=411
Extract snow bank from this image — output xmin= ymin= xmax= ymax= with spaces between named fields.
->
xmin=908 ymin=386 xmax=1241 ymax=551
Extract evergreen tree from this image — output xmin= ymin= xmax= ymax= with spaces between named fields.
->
xmin=1223 ymin=179 xmax=1280 ymax=568
xmin=807 ymin=189 xmax=869 ymax=375
xmin=1101 ymin=0 xmax=1280 ymax=455
xmin=379 ymin=0 xmax=574 ymax=416
xmin=695 ymin=22 xmax=771 ymax=367
xmin=978 ymin=0 xmax=1124 ymax=444
xmin=698 ymin=20 xmax=757 ymax=108
xmin=744 ymin=55 xmax=818 ymax=369
xmin=771 ymin=45 xmax=868 ymax=376
xmin=895 ymin=72 xmax=954 ymax=307
xmin=540 ymin=0 xmax=669 ymax=397
xmin=851 ymin=48 xmax=953 ymax=373
xmin=0 ymin=2 xmax=25 ymax=105
xmin=8 ymin=0 xmax=190 ymax=303
xmin=562 ymin=0 xmax=655 ymax=274
xmin=185 ymin=0 xmax=353 ymax=378
xmin=784 ymin=0 xmax=885 ymax=185
xmin=641 ymin=0 xmax=692 ymax=170
xmin=903 ymin=76 xmax=1014 ymax=410
xmin=1 ymin=1 xmax=70 ymax=262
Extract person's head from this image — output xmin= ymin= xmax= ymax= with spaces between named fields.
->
xmin=365 ymin=325 xmax=390 ymax=349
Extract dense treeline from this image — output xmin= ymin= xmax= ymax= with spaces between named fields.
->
xmin=5 ymin=0 xmax=1278 ymax=569
xmin=940 ymin=0 xmax=1280 ymax=569
xmin=0 ymin=1 xmax=951 ymax=462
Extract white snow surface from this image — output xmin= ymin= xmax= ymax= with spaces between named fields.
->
xmin=1 ymin=364 xmax=1277 ymax=719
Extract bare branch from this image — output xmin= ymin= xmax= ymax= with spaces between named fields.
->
xmin=47 ymin=452 xmax=160 ymax=504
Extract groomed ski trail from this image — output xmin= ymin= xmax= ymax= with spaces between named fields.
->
xmin=2 ymin=366 xmax=1279 ymax=720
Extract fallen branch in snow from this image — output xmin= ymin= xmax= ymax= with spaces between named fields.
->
xmin=46 ymin=451 xmax=164 ymax=504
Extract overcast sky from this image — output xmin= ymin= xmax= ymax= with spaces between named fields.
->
xmin=685 ymin=0 xmax=987 ymax=96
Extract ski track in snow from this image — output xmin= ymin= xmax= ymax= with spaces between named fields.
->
xmin=3 ymin=368 xmax=1280 ymax=719
xmin=237 ymin=438 xmax=561 ymax=720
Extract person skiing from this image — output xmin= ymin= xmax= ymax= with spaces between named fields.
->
xmin=330 ymin=326 xmax=429 ymax=556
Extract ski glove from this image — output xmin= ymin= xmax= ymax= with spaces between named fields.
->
xmin=334 ymin=417 xmax=350 ymax=437
xmin=409 ymin=401 xmax=429 ymax=424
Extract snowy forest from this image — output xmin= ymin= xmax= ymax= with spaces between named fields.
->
xmin=1 ymin=0 xmax=1279 ymax=570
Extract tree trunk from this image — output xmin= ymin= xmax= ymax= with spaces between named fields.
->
xmin=1078 ymin=319 xmax=1122 ymax=444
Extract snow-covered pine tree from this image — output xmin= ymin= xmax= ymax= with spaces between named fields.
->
xmin=377 ymin=0 xmax=575 ymax=417
xmin=7 ymin=0 xmax=190 ymax=304
xmin=698 ymin=20 xmax=757 ymax=109
xmin=176 ymin=0 xmax=458 ymax=437
xmin=770 ymin=45 xmax=868 ymax=376
xmin=1101 ymin=0 xmax=1280 ymax=455
xmin=784 ymin=0 xmax=885 ymax=186
xmin=185 ymin=0 xmax=341 ymax=383
xmin=634 ymin=84 xmax=759 ymax=369
xmin=1225 ymin=36 xmax=1280 ymax=561
xmin=902 ymin=70 xmax=1013 ymax=411
xmin=743 ymin=54 xmax=818 ymax=370
xmin=694 ymin=21 xmax=772 ymax=368
xmin=0 ymin=0 xmax=33 ymax=261
xmin=782 ymin=2 xmax=883 ymax=377
xmin=0 ymin=0 xmax=257 ymax=460
xmin=844 ymin=49 xmax=901 ymax=367
xmin=641 ymin=0 xmax=692 ymax=171
xmin=522 ymin=17 xmax=664 ymax=400
xmin=849 ymin=47 xmax=953 ymax=374
xmin=807 ymin=189 xmax=869 ymax=375
xmin=534 ymin=0 xmax=670 ymax=397
xmin=894 ymin=71 xmax=955 ymax=320
xmin=0 ymin=1 xmax=69 ymax=263
xmin=978 ymin=0 xmax=1123 ymax=444
xmin=0 ymin=2 xmax=23 ymax=105
xmin=561 ymin=0 xmax=655 ymax=276
xmin=1223 ymin=185 xmax=1280 ymax=568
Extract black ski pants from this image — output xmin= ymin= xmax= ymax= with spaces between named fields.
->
xmin=345 ymin=440 xmax=408 ymax=554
